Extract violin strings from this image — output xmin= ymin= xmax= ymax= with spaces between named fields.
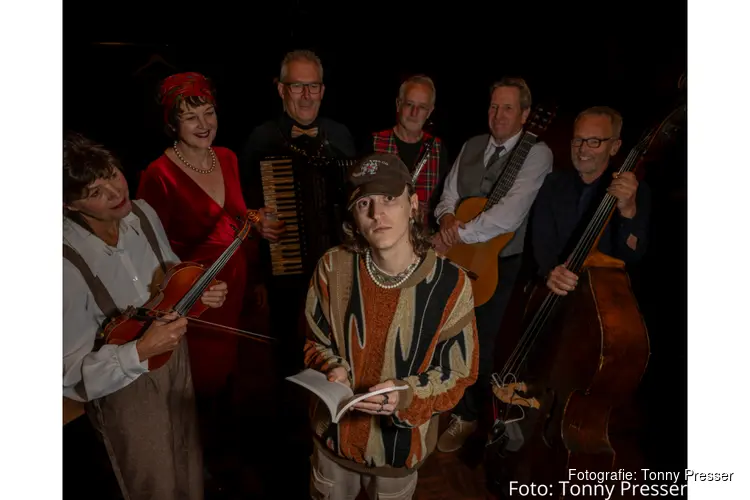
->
xmin=187 ymin=246 xmax=233 ymax=306
xmin=176 ymin=238 xmax=241 ymax=314
xmin=182 ymin=242 xmax=236 ymax=311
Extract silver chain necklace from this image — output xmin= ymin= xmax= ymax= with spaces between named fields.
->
xmin=364 ymin=249 xmax=421 ymax=289
xmin=173 ymin=141 xmax=216 ymax=174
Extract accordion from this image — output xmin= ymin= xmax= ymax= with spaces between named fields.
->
xmin=260 ymin=154 xmax=356 ymax=277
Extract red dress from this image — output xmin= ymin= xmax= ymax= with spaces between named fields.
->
xmin=136 ymin=146 xmax=260 ymax=396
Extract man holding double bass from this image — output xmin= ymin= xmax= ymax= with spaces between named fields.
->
xmin=62 ymin=131 xmax=229 ymax=500
xmin=484 ymin=106 xmax=653 ymax=498
xmin=531 ymin=105 xmax=651 ymax=293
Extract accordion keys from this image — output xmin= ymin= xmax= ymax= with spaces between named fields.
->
xmin=260 ymin=157 xmax=305 ymax=276
xmin=260 ymin=155 xmax=357 ymax=277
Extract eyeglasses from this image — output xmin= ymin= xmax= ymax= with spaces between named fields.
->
xmin=283 ymin=82 xmax=323 ymax=94
xmin=571 ymin=137 xmax=615 ymax=148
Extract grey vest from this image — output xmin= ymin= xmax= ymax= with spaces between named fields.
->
xmin=456 ymin=134 xmax=528 ymax=257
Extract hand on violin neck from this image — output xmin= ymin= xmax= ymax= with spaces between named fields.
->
xmin=201 ymin=280 xmax=228 ymax=308
xmin=135 ymin=311 xmax=188 ymax=362
xmin=255 ymin=207 xmax=286 ymax=242
xmin=546 ymin=264 xmax=578 ymax=296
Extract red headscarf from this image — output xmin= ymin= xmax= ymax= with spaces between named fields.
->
xmin=159 ymin=72 xmax=215 ymax=123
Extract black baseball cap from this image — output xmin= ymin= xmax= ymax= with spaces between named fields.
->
xmin=346 ymin=153 xmax=413 ymax=210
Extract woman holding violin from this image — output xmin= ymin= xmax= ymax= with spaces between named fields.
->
xmin=137 ymin=73 xmax=284 ymax=397
xmin=62 ymin=131 xmax=228 ymax=499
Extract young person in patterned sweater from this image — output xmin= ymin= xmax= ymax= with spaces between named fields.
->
xmin=302 ymin=152 xmax=479 ymax=499
xmin=366 ymin=75 xmax=450 ymax=232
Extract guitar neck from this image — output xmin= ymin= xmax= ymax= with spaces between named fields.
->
xmin=484 ymin=132 xmax=538 ymax=210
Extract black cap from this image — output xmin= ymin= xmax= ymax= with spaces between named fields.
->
xmin=346 ymin=153 xmax=412 ymax=209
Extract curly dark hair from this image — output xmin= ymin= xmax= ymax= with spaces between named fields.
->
xmin=341 ymin=185 xmax=433 ymax=257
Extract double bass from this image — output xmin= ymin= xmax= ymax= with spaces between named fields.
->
xmin=103 ymin=210 xmax=274 ymax=371
xmin=484 ymin=101 xmax=687 ymax=498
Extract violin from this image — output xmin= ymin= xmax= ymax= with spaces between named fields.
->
xmin=484 ymin=100 xmax=687 ymax=497
xmin=103 ymin=210 xmax=274 ymax=371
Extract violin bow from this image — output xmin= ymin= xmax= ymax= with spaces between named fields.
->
xmin=132 ymin=308 xmax=277 ymax=344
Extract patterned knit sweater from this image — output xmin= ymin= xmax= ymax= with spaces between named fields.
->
xmin=303 ymin=246 xmax=478 ymax=477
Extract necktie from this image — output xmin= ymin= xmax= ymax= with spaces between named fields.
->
xmin=486 ymin=145 xmax=505 ymax=170
xmin=291 ymin=125 xmax=319 ymax=138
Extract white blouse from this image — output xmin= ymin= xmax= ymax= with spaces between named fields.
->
xmin=62 ymin=200 xmax=180 ymax=402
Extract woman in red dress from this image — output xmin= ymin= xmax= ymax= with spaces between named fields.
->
xmin=136 ymin=73 xmax=283 ymax=408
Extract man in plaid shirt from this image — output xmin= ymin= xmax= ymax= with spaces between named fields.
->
xmin=366 ymin=75 xmax=450 ymax=232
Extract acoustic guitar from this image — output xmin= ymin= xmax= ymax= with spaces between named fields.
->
xmin=444 ymin=105 xmax=556 ymax=306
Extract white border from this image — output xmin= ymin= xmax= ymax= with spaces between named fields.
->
xmin=1 ymin=1 xmax=63 ymax=498
xmin=687 ymin=1 xmax=748 ymax=499
xmin=1 ymin=2 xmax=747 ymax=498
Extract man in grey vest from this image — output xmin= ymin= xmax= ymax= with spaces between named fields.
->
xmin=432 ymin=77 xmax=553 ymax=452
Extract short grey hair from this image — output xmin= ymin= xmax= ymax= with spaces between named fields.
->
xmin=398 ymin=75 xmax=436 ymax=106
xmin=490 ymin=77 xmax=532 ymax=110
xmin=280 ymin=49 xmax=324 ymax=82
xmin=575 ymin=106 xmax=623 ymax=138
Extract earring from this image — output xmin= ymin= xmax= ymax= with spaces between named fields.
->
xmin=409 ymin=217 xmax=415 ymax=225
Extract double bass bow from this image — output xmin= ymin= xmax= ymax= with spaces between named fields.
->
xmin=103 ymin=210 xmax=275 ymax=371
xmin=485 ymin=101 xmax=687 ymax=498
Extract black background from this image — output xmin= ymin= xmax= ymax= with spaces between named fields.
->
xmin=63 ymin=0 xmax=688 ymax=485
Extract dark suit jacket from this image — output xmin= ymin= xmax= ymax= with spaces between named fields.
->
xmin=530 ymin=167 xmax=651 ymax=278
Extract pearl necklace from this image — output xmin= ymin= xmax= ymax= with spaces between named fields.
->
xmin=364 ymin=249 xmax=421 ymax=289
xmin=173 ymin=141 xmax=216 ymax=174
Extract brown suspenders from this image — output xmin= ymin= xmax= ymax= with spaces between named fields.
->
xmin=62 ymin=203 xmax=168 ymax=425
xmin=130 ymin=202 xmax=167 ymax=275
xmin=63 ymin=203 xmax=168 ymax=316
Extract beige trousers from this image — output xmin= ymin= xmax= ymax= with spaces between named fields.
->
xmin=86 ymin=339 xmax=204 ymax=500
xmin=309 ymin=445 xmax=418 ymax=500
